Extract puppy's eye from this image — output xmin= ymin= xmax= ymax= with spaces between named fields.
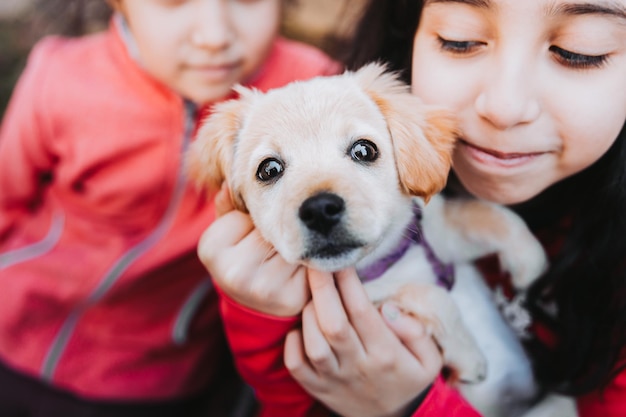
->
xmin=256 ymin=158 xmax=284 ymax=182
xmin=349 ymin=139 xmax=378 ymax=163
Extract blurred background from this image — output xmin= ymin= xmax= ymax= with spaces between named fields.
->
xmin=0 ymin=0 xmax=363 ymax=118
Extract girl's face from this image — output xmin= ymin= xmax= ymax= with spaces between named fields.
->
xmin=110 ymin=0 xmax=281 ymax=104
xmin=411 ymin=0 xmax=626 ymax=204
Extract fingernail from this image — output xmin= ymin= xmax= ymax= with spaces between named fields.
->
xmin=382 ymin=303 xmax=400 ymax=321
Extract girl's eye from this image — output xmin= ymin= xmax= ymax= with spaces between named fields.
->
xmin=349 ymin=139 xmax=378 ymax=163
xmin=549 ymin=46 xmax=609 ymax=70
xmin=437 ymin=36 xmax=485 ymax=54
xmin=256 ymin=158 xmax=284 ymax=182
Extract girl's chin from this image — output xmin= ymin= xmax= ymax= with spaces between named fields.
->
xmin=454 ymin=171 xmax=545 ymax=205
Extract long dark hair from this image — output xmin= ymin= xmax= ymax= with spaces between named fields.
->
xmin=343 ymin=0 xmax=626 ymax=396
xmin=523 ymin=122 xmax=626 ymax=396
xmin=343 ymin=0 xmax=418 ymax=82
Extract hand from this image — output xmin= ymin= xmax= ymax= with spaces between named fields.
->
xmin=284 ymin=268 xmax=443 ymax=417
xmin=197 ymin=184 xmax=309 ymax=317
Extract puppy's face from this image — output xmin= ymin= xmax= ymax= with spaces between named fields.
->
xmin=188 ymin=63 xmax=457 ymax=271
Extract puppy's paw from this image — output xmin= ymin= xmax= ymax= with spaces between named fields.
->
xmin=454 ymin=349 xmax=487 ymax=384
xmin=459 ymin=358 xmax=487 ymax=384
xmin=499 ymin=231 xmax=548 ymax=290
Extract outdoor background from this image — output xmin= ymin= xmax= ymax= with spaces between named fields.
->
xmin=0 ymin=0 xmax=363 ymax=118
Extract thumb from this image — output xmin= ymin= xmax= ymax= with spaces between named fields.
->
xmin=381 ymin=302 xmax=425 ymax=341
xmin=381 ymin=302 xmax=443 ymax=374
xmin=215 ymin=182 xmax=235 ymax=217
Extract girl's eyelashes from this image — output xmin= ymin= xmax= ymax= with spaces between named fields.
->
xmin=437 ymin=35 xmax=610 ymax=70
xmin=549 ymin=46 xmax=609 ymax=70
xmin=437 ymin=36 xmax=485 ymax=54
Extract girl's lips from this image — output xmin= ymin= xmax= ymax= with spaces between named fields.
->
xmin=190 ymin=62 xmax=240 ymax=80
xmin=459 ymin=140 xmax=547 ymax=168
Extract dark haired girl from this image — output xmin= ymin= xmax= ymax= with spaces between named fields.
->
xmin=200 ymin=0 xmax=626 ymax=416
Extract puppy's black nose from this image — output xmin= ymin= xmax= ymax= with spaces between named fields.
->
xmin=299 ymin=192 xmax=345 ymax=235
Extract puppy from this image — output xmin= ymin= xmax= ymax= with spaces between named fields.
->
xmin=188 ymin=63 xmax=560 ymax=416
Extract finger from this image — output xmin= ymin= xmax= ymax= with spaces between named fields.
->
xmin=285 ymin=329 xmax=316 ymax=382
xmin=220 ymin=228 xmax=278 ymax=279
xmin=306 ymin=269 xmax=362 ymax=356
xmin=284 ymin=328 xmax=306 ymax=373
xmin=302 ymin=303 xmax=338 ymax=373
xmin=247 ymin=257 xmax=310 ymax=317
xmin=199 ymin=218 xmax=273 ymax=294
xmin=280 ymin=265 xmax=311 ymax=308
xmin=300 ymin=302 xmax=339 ymax=374
xmin=284 ymin=329 xmax=330 ymax=396
xmin=333 ymin=268 xmax=396 ymax=347
xmin=214 ymin=182 xmax=235 ymax=217
xmin=381 ymin=302 xmax=444 ymax=375
xmin=307 ymin=269 xmax=347 ymax=323
xmin=197 ymin=210 xmax=254 ymax=265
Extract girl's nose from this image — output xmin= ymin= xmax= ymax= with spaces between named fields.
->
xmin=474 ymin=58 xmax=541 ymax=130
xmin=191 ymin=0 xmax=233 ymax=51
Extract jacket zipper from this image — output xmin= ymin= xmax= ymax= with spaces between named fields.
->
xmin=41 ymin=101 xmax=197 ymax=382
xmin=171 ymin=277 xmax=213 ymax=346
xmin=0 ymin=210 xmax=65 ymax=269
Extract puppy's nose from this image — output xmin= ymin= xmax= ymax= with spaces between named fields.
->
xmin=299 ymin=192 xmax=345 ymax=235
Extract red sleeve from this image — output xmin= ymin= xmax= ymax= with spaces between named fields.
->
xmin=578 ymin=366 xmax=626 ymax=417
xmin=406 ymin=355 xmax=626 ymax=417
xmin=0 ymin=38 xmax=60 ymax=240
xmin=219 ymin=284 xmax=480 ymax=417
xmin=217 ymin=287 xmax=319 ymax=417
xmin=410 ymin=377 xmax=481 ymax=417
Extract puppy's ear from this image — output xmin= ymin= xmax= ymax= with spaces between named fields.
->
xmin=186 ymin=88 xmax=255 ymax=211
xmin=354 ymin=63 xmax=458 ymax=202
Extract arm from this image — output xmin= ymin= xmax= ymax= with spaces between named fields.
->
xmin=217 ymin=289 xmax=318 ymax=417
xmin=198 ymin=186 xmax=316 ymax=417
xmin=0 ymin=39 xmax=59 ymax=241
xmin=410 ymin=377 xmax=481 ymax=417
xmin=577 ymin=367 xmax=626 ymax=417
xmin=200 ymin=188 xmax=479 ymax=417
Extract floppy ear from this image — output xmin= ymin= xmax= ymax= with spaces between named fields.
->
xmin=353 ymin=63 xmax=458 ymax=202
xmin=186 ymin=87 xmax=255 ymax=211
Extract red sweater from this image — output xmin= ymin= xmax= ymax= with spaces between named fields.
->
xmin=0 ymin=20 xmax=339 ymax=401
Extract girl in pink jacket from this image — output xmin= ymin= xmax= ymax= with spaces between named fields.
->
xmin=0 ymin=1 xmax=338 ymax=416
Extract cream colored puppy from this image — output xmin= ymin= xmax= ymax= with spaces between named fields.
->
xmin=188 ymin=63 xmax=551 ymax=416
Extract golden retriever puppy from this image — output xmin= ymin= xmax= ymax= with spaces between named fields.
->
xmin=188 ymin=63 xmax=552 ymax=416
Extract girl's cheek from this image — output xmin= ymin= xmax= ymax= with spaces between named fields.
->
xmin=412 ymin=66 xmax=468 ymax=109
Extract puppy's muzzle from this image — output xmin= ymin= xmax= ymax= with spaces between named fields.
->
xmin=298 ymin=192 xmax=345 ymax=236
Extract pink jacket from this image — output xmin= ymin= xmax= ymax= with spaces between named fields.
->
xmin=0 ymin=20 xmax=339 ymax=401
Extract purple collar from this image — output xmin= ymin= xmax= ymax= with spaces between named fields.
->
xmin=357 ymin=203 xmax=455 ymax=290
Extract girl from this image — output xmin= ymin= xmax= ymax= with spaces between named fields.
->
xmin=0 ymin=0 xmax=338 ymax=416
xmin=199 ymin=0 xmax=626 ymax=416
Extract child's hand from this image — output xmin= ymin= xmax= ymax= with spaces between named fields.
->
xmin=284 ymin=268 xmax=442 ymax=417
xmin=213 ymin=182 xmax=236 ymax=217
xmin=198 ymin=185 xmax=310 ymax=317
